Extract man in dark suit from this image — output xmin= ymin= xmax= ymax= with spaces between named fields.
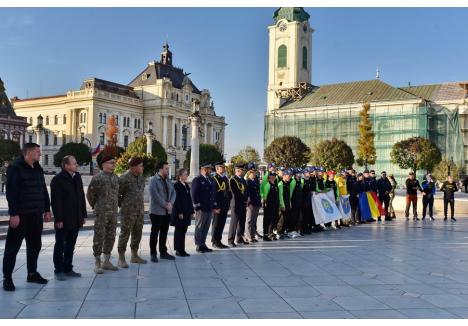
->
xmin=228 ymin=164 xmax=248 ymax=246
xmin=50 ymin=155 xmax=87 ymax=281
xmin=211 ymin=161 xmax=232 ymax=249
xmin=191 ymin=162 xmax=216 ymax=253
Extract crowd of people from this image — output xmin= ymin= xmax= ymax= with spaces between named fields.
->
xmin=0 ymin=142 xmax=462 ymax=292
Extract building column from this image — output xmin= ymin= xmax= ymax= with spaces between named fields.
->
xmin=172 ymin=116 xmax=176 ymax=146
xmin=188 ymin=115 xmax=201 ymax=181
xmin=162 ymin=114 xmax=168 ymax=147
xmin=179 ymin=118 xmax=183 ymax=149
xmin=35 ymin=129 xmax=43 ymax=166
xmin=204 ymin=122 xmax=207 ymax=143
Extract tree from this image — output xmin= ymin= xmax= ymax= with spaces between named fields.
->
xmin=114 ymin=136 xmax=166 ymax=177
xmin=237 ymin=146 xmax=261 ymax=164
xmin=264 ymin=136 xmax=310 ymax=167
xmin=432 ymin=159 xmax=461 ymax=182
xmin=184 ymin=144 xmax=223 ymax=169
xmin=53 ymin=142 xmax=92 ymax=167
xmin=0 ymin=139 xmax=21 ymax=164
xmin=390 ymin=136 xmax=441 ymax=173
xmin=356 ymin=103 xmax=376 ymax=168
xmin=230 ymin=154 xmax=248 ymax=166
xmin=96 ymin=146 xmax=125 ymax=168
xmin=311 ymin=138 xmax=354 ymax=171
xmin=97 ymin=115 xmax=123 ymax=167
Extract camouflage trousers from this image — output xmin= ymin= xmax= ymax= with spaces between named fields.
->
xmin=117 ymin=214 xmax=144 ymax=251
xmin=93 ymin=213 xmax=117 ymax=257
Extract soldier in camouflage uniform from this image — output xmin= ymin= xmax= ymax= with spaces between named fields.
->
xmin=86 ymin=156 xmax=120 ymax=274
xmin=117 ymin=157 xmax=147 ymax=268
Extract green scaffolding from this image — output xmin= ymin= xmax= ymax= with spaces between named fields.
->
xmin=264 ymin=103 xmax=464 ymax=185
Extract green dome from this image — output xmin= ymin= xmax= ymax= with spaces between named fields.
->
xmin=273 ymin=7 xmax=310 ymax=23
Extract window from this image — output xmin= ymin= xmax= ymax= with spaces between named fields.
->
xmin=29 ymin=117 xmax=33 ymax=125
xmin=134 ymin=118 xmax=137 ymax=128
xmin=53 ymin=134 xmax=57 ymax=146
xmin=45 ymin=116 xmax=49 ymax=125
xmin=63 ymin=114 xmax=66 ymax=124
xmin=174 ymin=124 xmax=178 ymax=147
xmin=100 ymin=132 xmax=105 ymax=145
xmin=278 ymin=45 xmax=287 ymax=68
xmin=138 ymin=119 xmax=141 ymax=129
xmin=99 ymin=113 xmax=102 ymax=124
xmin=103 ymin=113 xmax=107 ymax=124
xmin=182 ymin=125 xmax=188 ymax=150
xmin=80 ymin=132 xmax=84 ymax=143
xmin=176 ymin=94 xmax=179 ymax=101
xmin=54 ymin=115 xmax=58 ymax=125
xmin=62 ymin=133 xmax=66 ymax=145
xmin=116 ymin=115 xmax=119 ymax=125
xmin=302 ymin=46 xmax=308 ymax=70
xmin=44 ymin=155 xmax=49 ymax=166
xmin=124 ymin=135 xmax=129 ymax=148
xmin=45 ymin=132 xmax=49 ymax=146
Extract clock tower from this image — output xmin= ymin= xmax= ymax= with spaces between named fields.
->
xmin=267 ymin=7 xmax=313 ymax=111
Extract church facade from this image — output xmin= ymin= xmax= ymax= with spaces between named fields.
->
xmin=265 ymin=7 xmax=468 ymax=183
xmin=0 ymin=79 xmax=28 ymax=145
xmin=12 ymin=43 xmax=226 ymax=173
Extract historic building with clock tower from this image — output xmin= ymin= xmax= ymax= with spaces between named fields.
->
xmin=267 ymin=7 xmax=313 ymax=112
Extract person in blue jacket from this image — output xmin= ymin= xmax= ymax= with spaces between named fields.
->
xmin=421 ymin=174 xmax=436 ymax=221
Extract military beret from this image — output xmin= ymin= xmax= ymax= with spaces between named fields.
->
xmin=128 ymin=157 xmax=143 ymax=167
xmin=100 ymin=155 xmax=114 ymax=165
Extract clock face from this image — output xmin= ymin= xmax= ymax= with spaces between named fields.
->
xmin=279 ymin=23 xmax=287 ymax=32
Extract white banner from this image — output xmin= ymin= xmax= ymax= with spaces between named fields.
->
xmin=312 ymin=190 xmax=342 ymax=224
xmin=338 ymin=195 xmax=352 ymax=220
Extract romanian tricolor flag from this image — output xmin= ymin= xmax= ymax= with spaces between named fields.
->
xmin=359 ymin=192 xmax=385 ymax=221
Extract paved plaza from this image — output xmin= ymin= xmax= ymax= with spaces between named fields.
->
xmin=1 ymin=215 xmax=468 ymax=319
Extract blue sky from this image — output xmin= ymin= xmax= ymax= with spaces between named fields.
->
xmin=1 ymin=7 xmax=468 ymax=159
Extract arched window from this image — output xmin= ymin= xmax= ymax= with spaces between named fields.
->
xmin=54 ymin=115 xmax=58 ymax=125
xmin=302 ymin=46 xmax=308 ymax=70
xmin=45 ymin=116 xmax=49 ymax=125
xmin=278 ymin=45 xmax=287 ymax=68
xmin=63 ymin=114 xmax=67 ymax=125
xmin=174 ymin=124 xmax=178 ymax=147
xmin=83 ymin=113 xmax=86 ymax=123
xmin=103 ymin=113 xmax=107 ymax=124
xmin=99 ymin=113 xmax=102 ymax=124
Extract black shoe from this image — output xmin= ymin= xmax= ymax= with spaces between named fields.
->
xmin=202 ymin=246 xmax=213 ymax=252
xmin=252 ymin=239 xmax=259 ymax=242
xmin=444 ymin=217 xmax=448 ymax=221
xmin=342 ymin=224 xmax=350 ymax=227
xmin=213 ymin=242 xmax=228 ymax=249
xmin=263 ymin=235 xmax=272 ymax=241
xmin=378 ymin=217 xmax=381 ymax=222
xmin=430 ymin=217 xmax=435 ymax=221
xmin=176 ymin=251 xmax=190 ymax=257
xmin=3 ymin=278 xmax=15 ymax=292
xmin=64 ymin=270 xmax=82 ymax=278
xmin=335 ymin=225 xmax=342 ymax=229
xmin=451 ymin=217 xmax=457 ymax=222
xmin=237 ymin=239 xmax=249 ymax=245
xmin=414 ymin=217 xmax=419 ymax=221
xmin=196 ymin=246 xmax=205 ymax=253
xmin=27 ymin=272 xmax=48 ymax=285
xmin=255 ymin=231 xmax=263 ymax=238
xmin=151 ymin=254 xmax=158 ymax=263
xmin=422 ymin=216 xmax=426 ymax=220
xmin=160 ymin=252 xmax=175 ymax=260
xmin=228 ymin=242 xmax=237 ymax=247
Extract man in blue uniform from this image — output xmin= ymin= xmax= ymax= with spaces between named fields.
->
xmin=211 ymin=161 xmax=231 ymax=249
xmin=228 ymin=164 xmax=248 ymax=246
xmin=191 ymin=162 xmax=216 ymax=253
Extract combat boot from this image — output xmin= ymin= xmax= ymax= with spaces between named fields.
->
xmin=94 ymin=256 xmax=103 ymax=274
xmin=102 ymin=254 xmax=119 ymax=271
xmin=118 ymin=250 xmax=129 ymax=268
xmin=130 ymin=249 xmax=147 ymax=264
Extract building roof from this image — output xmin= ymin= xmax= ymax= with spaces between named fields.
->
xmin=401 ymin=82 xmax=467 ymax=102
xmin=81 ymin=78 xmax=139 ymax=98
xmin=0 ymin=78 xmax=17 ymax=117
xmin=280 ymin=79 xmax=419 ymax=110
xmin=128 ymin=61 xmax=201 ymax=94
xmin=273 ymin=7 xmax=310 ymax=23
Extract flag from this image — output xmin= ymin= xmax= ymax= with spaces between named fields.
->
xmin=369 ymin=192 xmax=386 ymax=216
xmin=359 ymin=192 xmax=383 ymax=221
xmin=312 ymin=190 xmax=342 ymax=224
xmin=338 ymin=195 xmax=352 ymax=220
xmin=91 ymin=144 xmax=101 ymax=155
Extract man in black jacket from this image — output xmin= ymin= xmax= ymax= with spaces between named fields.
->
xmin=228 ymin=164 xmax=248 ymax=246
xmin=376 ymin=171 xmax=392 ymax=221
xmin=51 ymin=155 xmax=87 ymax=281
xmin=3 ymin=143 xmax=51 ymax=292
xmin=211 ymin=161 xmax=231 ymax=249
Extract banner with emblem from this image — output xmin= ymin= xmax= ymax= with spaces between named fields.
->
xmin=312 ymin=190 xmax=342 ymax=224
xmin=338 ymin=195 xmax=351 ymax=220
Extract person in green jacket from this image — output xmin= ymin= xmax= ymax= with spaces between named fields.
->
xmin=277 ymin=169 xmax=295 ymax=239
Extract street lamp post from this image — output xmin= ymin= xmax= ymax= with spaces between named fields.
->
xmin=145 ymin=121 xmax=154 ymax=155
xmin=188 ymin=100 xmax=201 ymax=181
xmin=81 ymin=138 xmax=93 ymax=175
xmin=34 ymin=115 xmax=44 ymax=166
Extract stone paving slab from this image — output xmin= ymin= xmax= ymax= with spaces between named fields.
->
xmin=1 ymin=214 xmax=468 ymax=318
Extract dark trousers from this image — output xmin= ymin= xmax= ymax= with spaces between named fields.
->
xmin=53 ymin=228 xmax=79 ymax=274
xmin=3 ymin=215 xmax=43 ymax=279
xmin=149 ymin=214 xmax=170 ymax=255
xmin=277 ymin=208 xmax=291 ymax=234
xmin=422 ymin=196 xmax=434 ymax=218
xmin=350 ymin=196 xmax=360 ymax=222
xmin=1 ymin=182 xmax=4 ymax=192
xmin=211 ymin=208 xmax=228 ymax=244
xmin=301 ymin=203 xmax=313 ymax=232
xmin=379 ymin=194 xmax=390 ymax=217
xmin=228 ymin=202 xmax=247 ymax=244
xmin=444 ymin=198 xmax=455 ymax=218
xmin=289 ymin=207 xmax=300 ymax=232
xmin=174 ymin=224 xmax=188 ymax=253
xmin=405 ymin=195 xmax=418 ymax=218
xmin=263 ymin=204 xmax=278 ymax=236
